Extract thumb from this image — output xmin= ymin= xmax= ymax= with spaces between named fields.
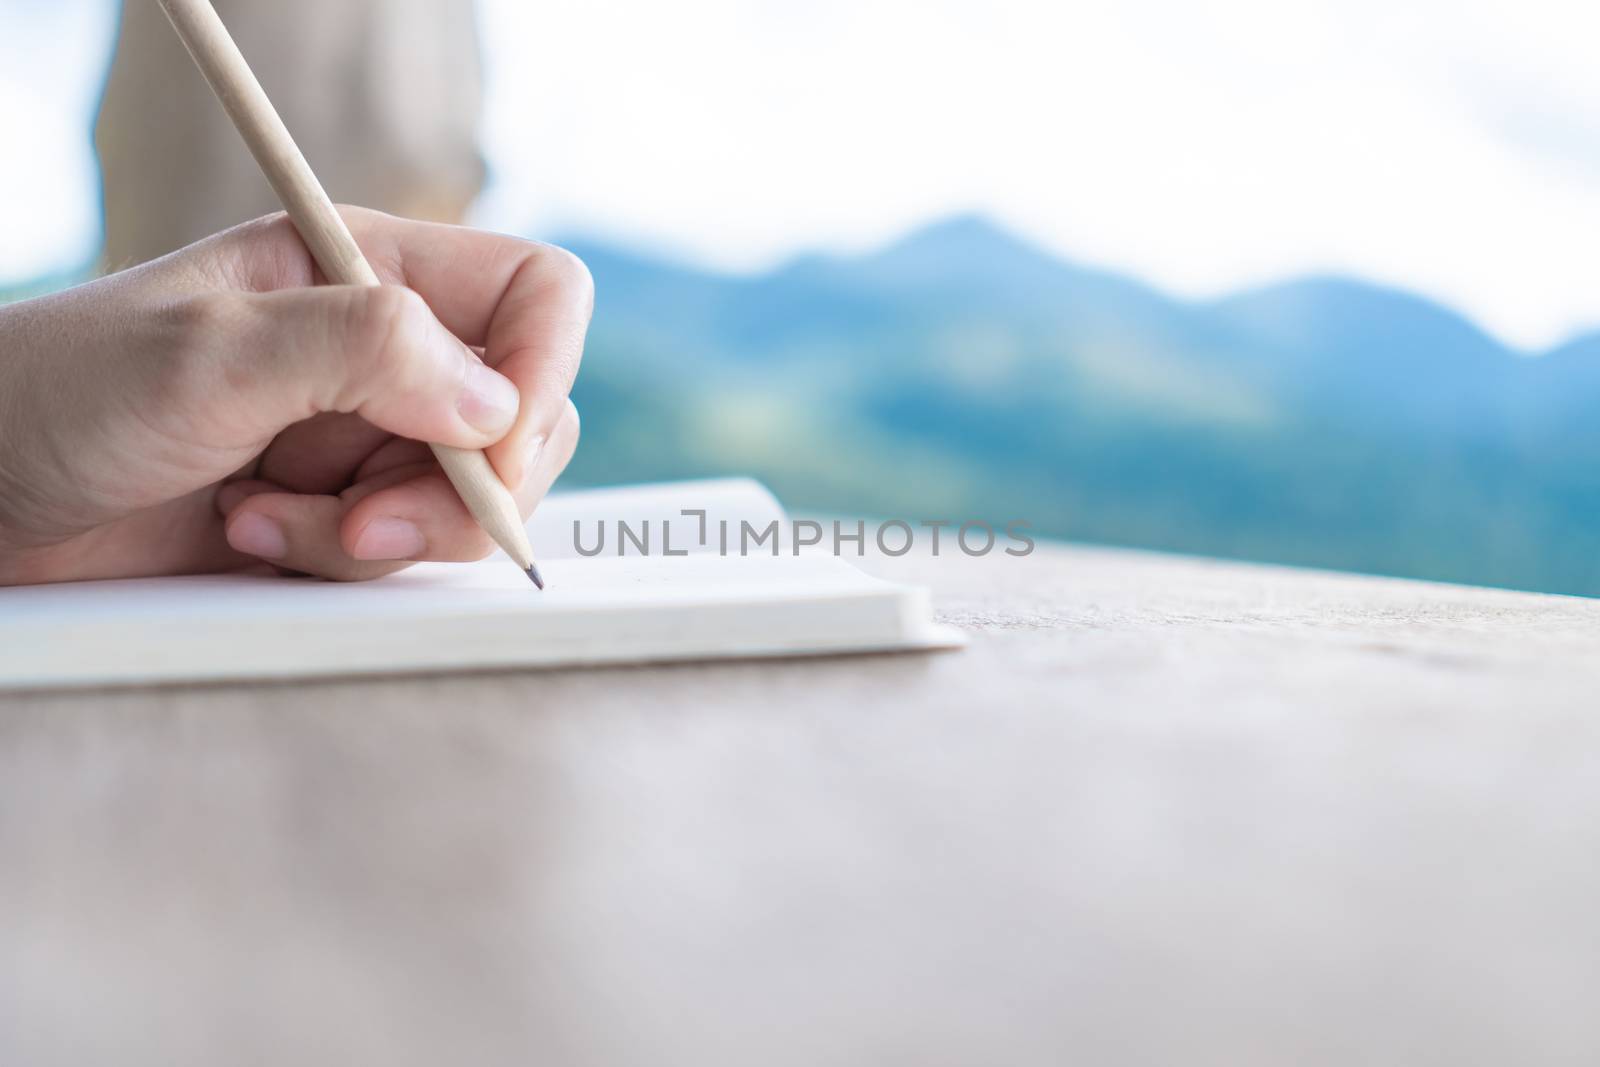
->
xmin=198 ymin=284 xmax=520 ymax=448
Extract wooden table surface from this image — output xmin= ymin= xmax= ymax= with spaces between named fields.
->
xmin=5 ymin=542 xmax=1600 ymax=1065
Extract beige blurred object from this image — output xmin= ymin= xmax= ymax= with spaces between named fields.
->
xmin=95 ymin=0 xmax=485 ymax=271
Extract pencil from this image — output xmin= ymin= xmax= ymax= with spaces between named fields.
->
xmin=156 ymin=0 xmax=544 ymax=588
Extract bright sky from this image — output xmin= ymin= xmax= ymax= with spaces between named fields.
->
xmin=5 ymin=0 xmax=1600 ymax=350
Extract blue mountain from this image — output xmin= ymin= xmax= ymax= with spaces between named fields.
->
xmin=560 ymin=217 xmax=1600 ymax=595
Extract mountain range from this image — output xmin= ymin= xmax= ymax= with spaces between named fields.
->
xmin=559 ymin=216 xmax=1600 ymax=596
xmin=6 ymin=216 xmax=1595 ymax=595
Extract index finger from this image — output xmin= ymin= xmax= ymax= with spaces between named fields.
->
xmin=346 ymin=207 xmax=594 ymax=489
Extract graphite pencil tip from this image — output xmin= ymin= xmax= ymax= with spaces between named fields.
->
xmin=525 ymin=563 xmax=545 ymax=590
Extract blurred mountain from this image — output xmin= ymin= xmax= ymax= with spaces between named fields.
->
xmin=560 ymin=215 xmax=1600 ymax=595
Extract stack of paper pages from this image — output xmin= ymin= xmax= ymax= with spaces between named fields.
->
xmin=0 ymin=479 xmax=963 ymax=689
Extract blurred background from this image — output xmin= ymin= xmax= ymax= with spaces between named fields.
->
xmin=6 ymin=0 xmax=1600 ymax=594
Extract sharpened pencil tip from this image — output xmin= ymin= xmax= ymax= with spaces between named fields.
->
xmin=526 ymin=564 xmax=544 ymax=590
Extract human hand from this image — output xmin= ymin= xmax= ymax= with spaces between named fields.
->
xmin=0 ymin=207 xmax=590 ymax=585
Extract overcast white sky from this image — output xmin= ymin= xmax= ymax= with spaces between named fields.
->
xmin=5 ymin=0 xmax=1600 ymax=350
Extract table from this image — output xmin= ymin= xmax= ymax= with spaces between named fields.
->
xmin=5 ymin=543 xmax=1600 ymax=1065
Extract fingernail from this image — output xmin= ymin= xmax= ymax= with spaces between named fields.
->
xmin=457 ymin=362 xmax=519 ymax=435
xmin=352 ymin=517 xmax=426 ymax=561
xmin=228 ymin=512 xmax=288 ymax=560
xmin=520 ymin=433 xmax=545 ymax=489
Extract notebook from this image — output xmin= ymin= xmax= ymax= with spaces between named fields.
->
xmin=0 ymin=479 xmax=964 ymax=690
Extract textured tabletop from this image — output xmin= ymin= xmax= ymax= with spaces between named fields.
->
xmin=4 ymin=543 xmax=1600 ymax=1065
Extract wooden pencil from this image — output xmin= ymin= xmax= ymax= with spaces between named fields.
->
xmin=156 ymin=0 xmax=543 ymax=587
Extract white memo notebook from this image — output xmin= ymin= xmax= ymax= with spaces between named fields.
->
xmin=0 ymin=479 xmax=963 ymax=690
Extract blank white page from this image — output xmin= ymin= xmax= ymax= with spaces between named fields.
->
xmin=0 ymin=481 xmax=962 ymax=689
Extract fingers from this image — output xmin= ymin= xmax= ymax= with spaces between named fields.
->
xmin=339 ymin=209 xmax=592 ymax=489
xmin=353 ymin=437 xmax=435 ymax=483
xmin=341 ymin=399 xmax=581 ymax=563
xmin=207 ymin=209 xmax=590 ymax=493
xmin=218 ymin=401 xmax=580 ymax=578
xmin=477 ymin=249 xmax=593 ymax=491
xmin=222 ymin=491 xmax=409 ymax=582
xmin=189 ymin=284 xmax=521 ymax=453
xmin=257 ymin=411 xmax=390 ymax=495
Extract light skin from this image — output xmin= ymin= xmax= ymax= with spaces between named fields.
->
xmin=0 ymin=207 xmax=591 ymax=586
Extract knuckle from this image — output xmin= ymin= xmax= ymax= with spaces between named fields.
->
xmin=538 ymin=245 xmax=595 ymax=312
xmin=351 ymin=286 xmax=431 ymax=382
xmin=356 ymin=284 xmax=422 ymax=337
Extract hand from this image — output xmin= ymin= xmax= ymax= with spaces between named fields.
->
xmin=0 ymin=207 xmax=590 ymax=585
